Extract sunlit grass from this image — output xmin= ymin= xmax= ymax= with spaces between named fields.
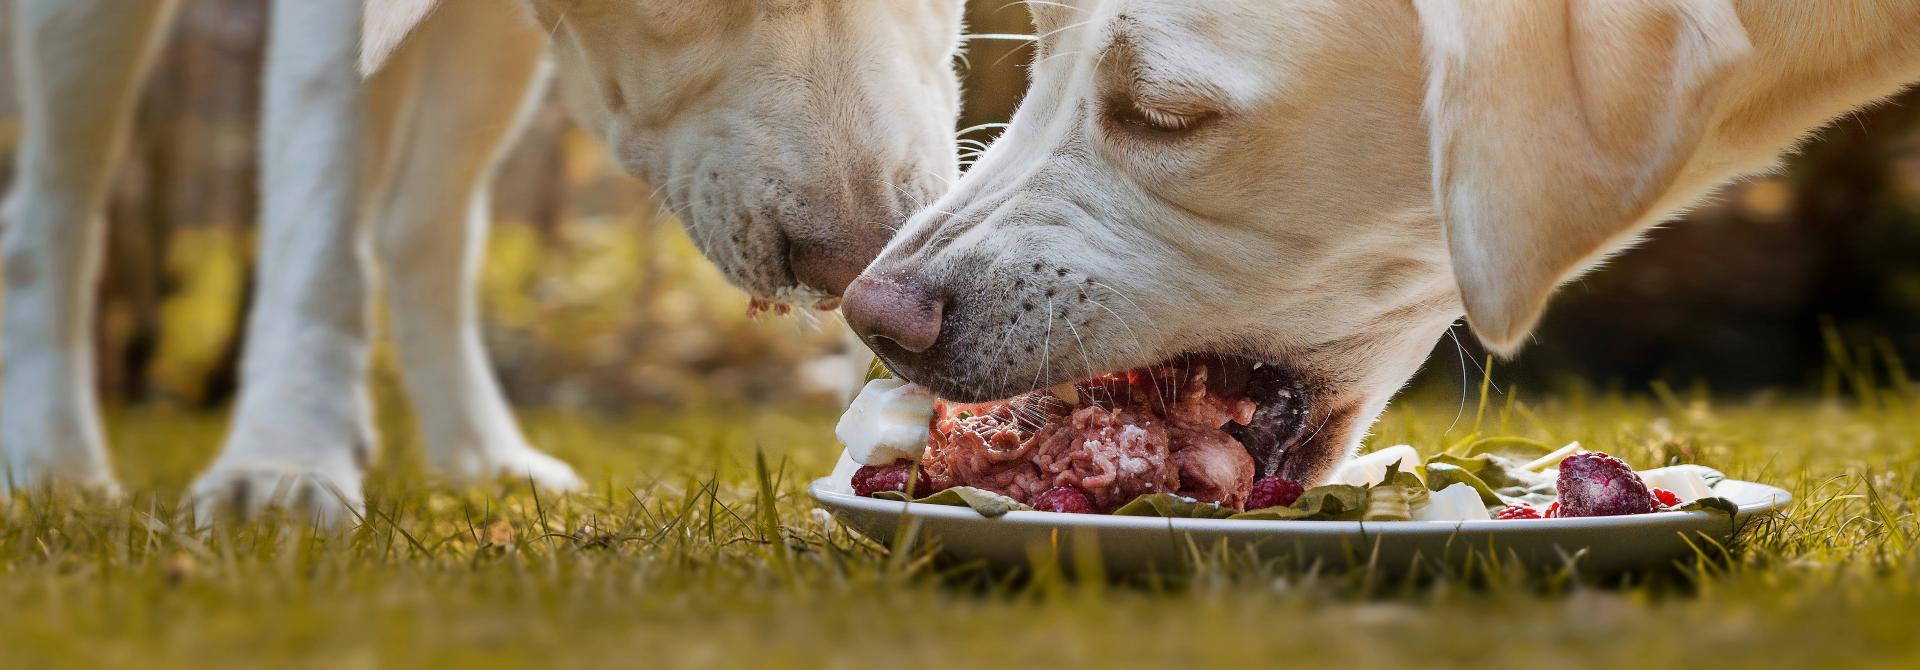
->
xmin=2 ymin=384 xmax=1916 ymax=668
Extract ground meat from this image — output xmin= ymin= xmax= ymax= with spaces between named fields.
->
xmin=920 ymin=359 xmax=1264 ymax=511
xmin=919 ymin=396 xmax=1066 ymax=501
xmin=1118 ymin=365 xmax=1256 ymax=431
xmin=1030 ymin=406 xmax=1178 ymax=510
xmin=1168 ymin=428 xmax=1255 ymax=508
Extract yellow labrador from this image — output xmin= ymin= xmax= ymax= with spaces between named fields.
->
xmin=842 ymin=0 xmax=1920 ymax=484
xmin=1 ymin=0 xmax=963 ymax=521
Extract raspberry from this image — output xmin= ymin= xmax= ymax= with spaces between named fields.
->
xmin=852 ymin=460 xmax=925 ymax=498
xmin=1245 ymin=476 xmax=1306 ymax=510
xmin=1555 ymin=452 xmax=1656 ymax=517
xmin=1650 ymin=488 xmax=1681 ymax=508
xmin=1544 ymin=502 xmax=1560 ymax=518
xmin=1495 ymin=505 xmax=1542 ymax=520
xmin=1032 ymin=486 xmax=1099 ymax=514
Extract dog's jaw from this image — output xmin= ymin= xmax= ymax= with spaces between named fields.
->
xmin=536 ymin=0 xmax=966 ymax=304
xmin=855 ymin=0 xmax=1463 ymax=483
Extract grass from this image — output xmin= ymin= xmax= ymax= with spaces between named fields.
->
xmin=1 ymin=383 xmax=1917 ymax=670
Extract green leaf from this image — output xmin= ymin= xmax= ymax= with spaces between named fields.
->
xmin=1422 ymin=462 xmax=1503 ymax=506
xmin=1111 ymin=493 xmax=1239 ymax=519
xmin=1672 ymin=496 xmax=1739 ymax=516
xmin=1518 ymin=442 xmax=1584 ymax=472
xmin=1386 ymin=465 xmax=1429 ymax=501
xmin=1426 ymin=453 xmax=1557 ymax=507
xmin=1362 ymin=463 xmax=1427 ymax=521
xmin=1230 ymin=485 xmax=1370 ymax=521
xmin=871 ymin=487 xmax=1031 ymax=518
xmin=1364 ymin=483 xmax=1414 ymax=521
xmin=1426 ymin=453 xmax=1552 ymax=490
xmin=1460 ymin=436 xmax=1558 ymax=460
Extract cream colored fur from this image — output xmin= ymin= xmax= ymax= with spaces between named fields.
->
xmin=858 ymin=0 xmax=1920 ymax=484
xmin=1 ymin=0 xmax=963 ymax=521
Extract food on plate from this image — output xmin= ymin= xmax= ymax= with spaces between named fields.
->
xmin=1246 ymin=476 xmax=1305 ymax=510
xmin=850 ymin=459 xmax=924 ymax=498
xmin=836 ymin=378 xmax=937 ymax=466
xmin=913 ymin=360 xmax=1265 ymax=512
xmin=1638 ymin=465 xmax=1718 ymax=503
xmin=1495 ymin=505 xmax=1543 ymax=520
xmin=1651 ymin=488 xmax=1681 ymax=507
xmin=1412 ymin=483 xmax=1490 ymax=521
xmin=1554 ymin=452 xmax=1655 ymax=517
xmin=835 ymin=370 xmax=1738 ymax=522
xmin=1328 ymin=444 xmax=1421 ymax=487
xmin=1032 ymin=486 xmax=1100 ymax=514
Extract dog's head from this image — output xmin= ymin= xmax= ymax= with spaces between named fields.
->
xmin=842 ymin=0 xmax=1749 ymax=483
xmin=364 ymin=0 xmax=967 ymax=307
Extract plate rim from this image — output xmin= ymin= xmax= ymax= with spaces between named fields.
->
xmin=807 ymin=476 xmax=1793 ymax=534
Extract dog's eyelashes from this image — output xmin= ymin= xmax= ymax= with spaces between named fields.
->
xmin=1102 ymin=100 xmax=1217 ymax=138
xmin=1129 ymin=107 xmax=1204 ymax=131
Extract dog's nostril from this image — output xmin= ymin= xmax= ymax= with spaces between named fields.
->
xmin=842 ymin=272 xmax=945 ymax=354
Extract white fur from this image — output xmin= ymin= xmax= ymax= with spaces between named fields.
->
xmin=1 ymin=0 xmax=180 ymax=496
xmin=528 ymin=0 xmax=965 ymax=299
xmin=857 ymin=0 xmax=1920 ymax=484
xmin=189 ymin=0 xmax=381 ymax=523
xmin=358 ymin=0 xmax=438 ymax=75
xmin=2 ymin=0 xmax=965 ymax=520
xmin=360 ymin=0 xmax=583 ymax=496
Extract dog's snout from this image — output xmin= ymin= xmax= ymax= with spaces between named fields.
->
xmin=786 ymin=170 xmax=922 ymax=297
xmin=789 ymin=243 xmax=866 ymax=297
xmin=842 ymin=272 xmax=944 ymax=354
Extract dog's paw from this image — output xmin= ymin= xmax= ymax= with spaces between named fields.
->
xmin=0 ymin=458 xmax=121 ymax=499
xmin=0 ymin=393 xmax=121 ymax=498
xmin=189 ymin=460 xmax=365 ymax=527
xmin=439 ymin=445 xmax=586 ymax=493
xmin=202 ymin=382 xmax=376 ymax=525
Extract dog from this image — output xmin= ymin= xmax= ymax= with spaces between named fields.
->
xmin=841 ymin=0 xmax=1920 ymax=486
xmin=0 ymin=0 xmax=964 ymax=522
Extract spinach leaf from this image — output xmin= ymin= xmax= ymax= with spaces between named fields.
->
xmin=1230 ymin=485 xmax=1370 ymax=521
xmin=1111 ymin=494 xmax=1239 ymax=519
xmin=871 ymin=486 xmax=1030 ymax=517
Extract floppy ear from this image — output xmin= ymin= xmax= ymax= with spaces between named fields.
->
xmin=360 ymin=0 xmax=443 ymax=75
xmin=1414 ymin=0 xmax=1751 ymax=353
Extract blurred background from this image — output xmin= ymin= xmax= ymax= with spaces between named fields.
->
xmin=2 ymin=0 xmax=1918 ymax=418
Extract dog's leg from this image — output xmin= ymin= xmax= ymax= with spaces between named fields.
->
xmin=1 ymin=0 xmax=180 ymax=496
xmin=189 ymin=0 xmax=373 ymax=524
xmin=366 ymin=1 xmax=582 ymax=491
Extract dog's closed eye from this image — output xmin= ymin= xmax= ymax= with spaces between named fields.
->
xmin=1092 ymin=18 xmax=1230 ymax=142
xmin=1094 ymin=51 xmax=1227 ymax=141
xmin=1101 ymin=93 xmax=1219 ymax=140
xmin=1109 ymin=102 xmax=1212 ymax=133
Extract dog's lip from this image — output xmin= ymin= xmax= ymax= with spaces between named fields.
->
xmin=744 ymin=257 xmax=844 ymax=315
xmin=748 ymin=282 xmax=840 ymax=311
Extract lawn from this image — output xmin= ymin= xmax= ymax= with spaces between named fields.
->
xmin=2 ymin=382 xmax=1916 ymax=669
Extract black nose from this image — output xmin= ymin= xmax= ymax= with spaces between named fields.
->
xmin=842 ymin=271 xmax=944 ymax=353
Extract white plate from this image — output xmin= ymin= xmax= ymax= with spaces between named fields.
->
xmin=809 ymin=476 xmax=1792 ymax=574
